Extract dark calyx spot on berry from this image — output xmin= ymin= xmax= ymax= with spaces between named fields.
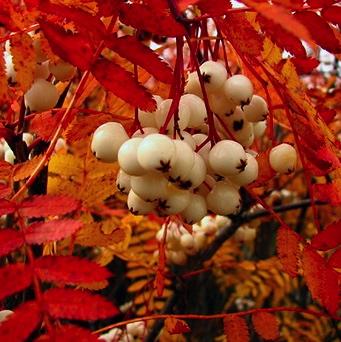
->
xmin=240 ymin=98 xmax=251 ymax=109
xmin=202 ymin=72 xmax=211 ymax=84
xmin=236 ymin=158 xmax=247 ymax=173
xmin=225 ymin=110 xmax=234 ymax=117
xmin=158 ymin=199 xmax=170 ymax=210
xmin=129 ymin=207 xmax=139 ymax=215
xmin=169 ymin=175 xmax=180 ymax=183
xmin=233 ymin=119 xmax=244 ymax=131
xmin=117 ymin=184 xmax=125 ymax=193
xmin=156 ymin=160 xmax=171 ymax=173
xmin=215 ymin=174 xmax=224 ymax=181
xmin=179 ymin=180 xmax=192 ymax=190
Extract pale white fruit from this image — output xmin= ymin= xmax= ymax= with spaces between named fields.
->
xmin=238 ymin=131 xmax=255 ymax=148
xmin=34 ymin=61 xmax=50 ymax=80
xmin=180 ymin=94 xmax=207 ymax=128
xmin=156 ymin=99 xmax=191 ymax=133
xmin=169 ymin=250 xmax=187 ymax=265
xmin=192 ymin=133 xmax=212 ymax=171
xmin=131 ymin=172 xmax=168 ymax=201
xmin=22 ymin=133 xmax=33 ymax=146
xmin=0 ymin=310 xmax=13 ymax=324
xmin=132 ymin=127 xmax=158 ymax=137
xmin=193 ymin=231 xmax=207 ymax=250
xmin=118 ymin=138 xmax=145 ymax=176
xmin=215 ymin=215 xmax=231 ymax=228
xmin=126 ymin=321 xmax=145 ymax=337
xmin=208 ymin=91 xmax=235 ymax=116
xmin=137 ymin=133 xmax=176 ymax=173
xmin=180 ymin=233 xmax=195 ymax=249
xmin=91 ymin=122 xmax=129 ymax=163
xmin=4 ymin=42 xmax=15 ymax=82
xmin=243 ymin=95 xmax=268 ymax=122
xmin=4 ymin=149 xmax=15 ymax=164
xmin=24 ymin=79 xmax=59 ymax=112
xmin=49 ymin=60 xmax=76 ymax=81
xmin=234 ymin=226 xmax=256 ymax=242
xmin=208 ymin=140 xmax=247 ymax=176
xmin=179 ymin=153 xmax=206 ymax=189
xmin=195 ymin=175 xmax=216 ymax=197
xmin=168 ymin=139 xmax=195 ymax=183
xmin=224 ymin=75 xmax=253 ymax=106
xmin=269 ymin=143 xmax=297 ymax=174
xmin=158 ymin=185 xmax=190 ymax=215
xmin=229 ymin=153 xmax=258 ymax=186
xmin=206 ymin=181 xmax=241 ymax=215
xmin=120 ymin=333 xmax=135 ymax=342
xmin=55 ymin=137 xmax=67 ymax=153
xmin=199 ymin=61 xmax=227 ymax=93
xmin=181 ymin=193 xmax=207 ymax=224
xmin=137 ymin=95 xmax=162 ymax=128
xmin=253 ymin=121 xmax=267 ymax=138
xmin=116 ymin=169 xmax=131 ymax=194
xmin=127 ymin=190 xmax=155 ymax=215
xmin=200 ymin=216 xmax=218 ymax=235
xmin=184 ymin=71 xmax=202 ymax=98
xmin=172 ymin=131 xmax=196 ymax=150
xmin=99 ymin=328 xmax=122 ymax=342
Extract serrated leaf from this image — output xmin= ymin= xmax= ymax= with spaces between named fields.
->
xmin=107 ymin=36 xmax=173 ymax=84
xmin=39 ymin=20 xmax=94 ymax=71
xmin=19 ymin=195 xmax=80 ymax=217
xmin=0 ymin=229 xmax=24 ymax=257
xmin=164 ymin=317 xmax=190 ymax=335
xmin=276 ymin=226 xmax=300 ymax=277
xmin=0 ymin=183 xmax=11 ymax=198
xmin=223 ymin=315 xmax=249 ymax=342
xmin=302 ymin=246 xmax=339 ymax=315
xmin=291 ymin=57 xmax=319 ymax=75
xmin=252 ymin=312 xmax=279 ymax=340
xmin=43 ymin=288 xmax=119 ymax=320
xmin=314 ymin=180 xmax=341 ymax=206
xmin=10 ymin=33 xmax=35 ymax=92
xmin=0 ymin=263 xmax=33 ymax=301
xmin=13 ymin=156 xmax=44 ymax=181
xmin=24 ymin=219 xmax=82 ymax=244
xmin=0 ymin=301 xmax=41 ymax=342
xmin=91 ymin=58 xmax=156 ymax=111
xmin=311 ymin=220 xmax=341 ymax=251
xmin=34 ymin=255 xmax=111 ymax=285
xmin=321 ymin=5 xmax=341 ymax=26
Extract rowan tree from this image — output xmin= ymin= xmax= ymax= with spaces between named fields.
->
xmin=0 ymin=0 xmax=340 ymax=341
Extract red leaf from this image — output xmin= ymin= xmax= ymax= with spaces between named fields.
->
xmin=0 ymin=263 xmax=33 ymax=301
xmin=223 ymin=315 xmax=249 ymax=342
xmin=107 ymin=36 xmax=173 ymax=84
xmin=292 ymin=57 xmax=320 ymax=75
xmin=19 ymin=195 xmax=80 ymax=217
xmin=307 ymin=0 xmax=336 ymax=8
xmin=302 ymin=246 xmax=339 ymax=315
xmin=0 ymin=183 xmax=11 ymax=198
xmin=311 ymin=220 xmax=341 ymax=251
xmin=276 ymin=226 xmax=300 ymax=277
xmin=0 ymin=301 xmax=42 ymax=342
xmin=294 ymin=11 xmax=341 ymax=54
xmin=164 ymin=317 xmax=191 ymax=335
xmin=97 ymin=0 xmax=121 ymax=17
xmin=41 ymin=325 xmax=100 ymax=342
xmin=24 ymin=219 xmax=82 ymax=244
xmin=119 ymin=2 xmax=185 ymax=37
xmin=251 ymin=149 xmax=276 ymax=186
xmin=252 ymin=312 xmax=279 ymax=340
xmin=218 ymin=14 xmax=263 ymax=57
xmin=34 ymin=255 xmax=111 ymax=285
xmin=0 ymin=199 xmax=16 ymax=216
xmin=314 ymin=181 xmax=341 ymax=206
xmin=322 ymin=5 xmax=341 ymax=26
xmin=177 ymin=0 xmax=200 ymax=12
xmin=327 ymin=248 xmax=341 ymax=269
xmin=39 ymin=20 xmax=94 ymax=71
xmin=0 ymin=229 xmax=24 ymax=257
xmin=91 ymin=58 xmax=156 ymax=111
xmin=43 ymin=288 xmax=119 ymax=320
xmin=197 ymin=0 xmax=231 ymax=16
xmin=317 ymin=106 xmax=336 ymax=125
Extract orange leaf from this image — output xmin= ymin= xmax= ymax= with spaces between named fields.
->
xmin=13 ymin=155 xmax=44 ymax=182
xmin=164 ymin=317 xmax=190 ymax=335
xmin=252 ymin=312 xmax=279 ymax=340
xmin=0 ymin=46 xmax=10 ymax=106
xmin=276 ymin=226 xmax=301 ymax=277
xmin=252 ymin=149 xmax=276 ymax=187
xmin=314 ymin=180 xmax=341 ymax=206
xmin=223 ymin=315 xmax=249 ymax=342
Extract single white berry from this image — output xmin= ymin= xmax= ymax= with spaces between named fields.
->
xmin=224 ymin=75 xmax=253 ymax=106
xmin=99 ymin=328 xmax=122 ymax=342
xmin=0 ymin=310 xmax=13 ymax=324
xmin=130 ymin=172 xmax=168 ymax=201
xmin=184 ymin=71 xmax=202 ymax=98
xmin=180 ymin=94 xmax=207 ymax=128
xmin=118 ymin=137 xmax=145 ymax=176
xmin=192 ymin=133 xmax=211 ymax=165
xmin=4 ymin=149 xmax=15 ymax=164
xmin=199 ymin=61 xmax=227 ymax=93
xmin=127 ymin=190 xmax=155 ymax=215
xmin=253 ymin=121 xmax=267 ymax=138
xmin=132 ymin=127 xmax=158 ymax=137
xmin=126 ymin=321 xmax=145 ymax=337
xmin=91 ymin=122 xmax=129 ymax=163
xmin=193 ymin=231 xmax=207 ymax=250
xmin=116 ymin=169 xmax=131 ymax=194
xmin=206 ymin=181 xmax=241 ymax=215
xmin=208 ymin=91 xmax=235 ymax=116
xmin=172 ymin=131 xmax=196 ymax=150
xmin=137 ymin=133 xmax=176 ymax=173
xmin=179 ymin=153 xmax=206 ymax=189
xmin=49 ymin=60 xmax=76 ymax=81
xmin=269 ymin=143 xmax=297 ymax=174
xmin=137 ymin=95 xmax=162 ymax=128
xmin=169 ymin=250 xmax=187 ymax=265
xmin=181 ymin=193 xmax=207 ymax=224
xmin=209 ymin=140 xmax=247 ymax=176
xmin=22 ymin=133 xmax=33 ymax=146
xmin=229 ymin=153 xmax=258 ymax=186
xmin=24 ymin=79 xmax=59 ymax=112
xmin=180 ymin=233 xmax=195 ymax=249
xmin=158 ymin=185 xmax=190 ymax=215
xmin=243 ymin=95 xmax=268 ymax=122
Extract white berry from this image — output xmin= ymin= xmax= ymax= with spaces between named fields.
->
xmin=229 ymin=153 xmax=258 ymax=186
xmin=199 ymin=61 xmax=227 ymax=93
xmin=158 ymin=185 xmax=190 ymax=215
xmin=118 ymin=137 xmax=145 ymax=176
xmin=224 ymin=75 xmax=253 ymax=106
xmin=253 ymin=121 xmax=267 ymax=138
xmin=116 ymin=169 xmax=131 ymax=194
xmin=181 ymin=193 xmax=207 ymax=224
xmin=127 ymin=190 xmax=155 ymax=215
xmin=269 ymin=143 xmax=297 ymax=174
xmin=243 ymin=95 xmax=268 ymax=122
xmin=179 ymin=153 xmax=206 ymax=189
xmin=180 ymin=94 xmax=207 ymax=128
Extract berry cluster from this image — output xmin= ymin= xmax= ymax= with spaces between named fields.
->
xmin=99 ymin=321 xmax=146 ymax=342
xmin=91 ymin=61 xmax=298 ymax=224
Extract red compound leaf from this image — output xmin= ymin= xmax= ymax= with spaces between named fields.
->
xmin=43 ymin=288 xmax=120 ymax=320
xmin=291 ymin=57 xmax=320 ymax=75
xmin=0 ymin=229 xmax=25 ymax=257
xmin=165 ymin=317 xmax=191 ymax=335
xmin=223 ymin=315 xmax=249 ymax=342
xmin=24 ymin=219 xmax=82 ymax=244
xmin=252 ymin=312 xmax=280 ymax=340
xmin=311 ymin=219 xmax=341 ymax=251
xmin=321 ymin=5 xmax=341 ymax=26
xmin=0 ymin=301 xmax=42 ymax=342
xmin=327 ymin=248 xmax=341 ymax=269
xmin=19 ymin=195 xmax=80 ymax=218
xmin=0 ymin=199 xmax=16 ymax=216
xmin=0 ymin=263 xmax=33 ymax=301
xmin=34 ymin=255 xmax=111 ymax=285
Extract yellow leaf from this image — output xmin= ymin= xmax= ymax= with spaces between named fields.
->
xmin=262 ymin=37 xmax=282 ymax=66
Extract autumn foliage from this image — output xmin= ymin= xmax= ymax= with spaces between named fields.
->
xmin=0 ymin=0 xmax=340 ymax=341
